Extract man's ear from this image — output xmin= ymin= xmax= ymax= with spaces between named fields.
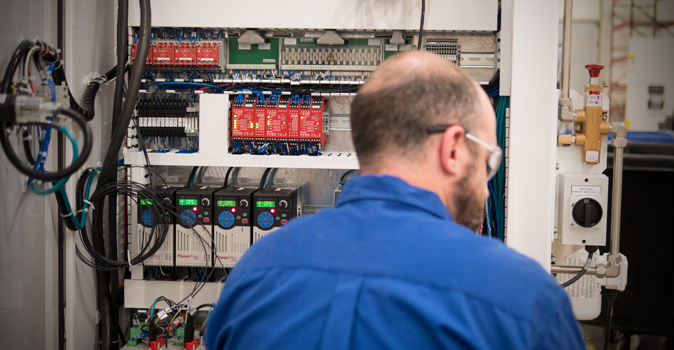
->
xmin=439 ymin=125 xmax=465 ymax=176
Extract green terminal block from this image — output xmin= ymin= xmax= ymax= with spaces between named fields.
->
xmin=127 ymin=322 xmax=148 ymax=346
xmin=176 ymin=326 xmax=185 ymax=346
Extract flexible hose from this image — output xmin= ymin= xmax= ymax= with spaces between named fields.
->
xmin=560 ymin=250 xmax=594 ymax=288
xmin=113 ymin=0 xmax=128 ymax=127
xmin=92 ymin=2 xmax=151 ymax=348
xmin=107 ymin=2 xmax=129 ymax=344
xmin=0 ymin=107 xmax=92 ymax=181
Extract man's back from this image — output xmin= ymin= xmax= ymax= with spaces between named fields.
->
xmin=206 ymin=176 xmax=584 ymax=350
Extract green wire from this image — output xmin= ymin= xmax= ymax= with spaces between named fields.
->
xmin=59 ymin=168 xmax=99 ymax=229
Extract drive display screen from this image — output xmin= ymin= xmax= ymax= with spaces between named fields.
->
xmin=139 ymin=199 xmax=153 ymax=205
xmin=179 ymin=198 xmax=197 ymax=206
xmin=256 ymin=201 xmax=275 ymax=208
xmin=217 ymin=200 xmax=236 ymax=207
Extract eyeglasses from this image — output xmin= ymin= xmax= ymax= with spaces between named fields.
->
xmin=427 ymin=124 xmax=502 ymax=181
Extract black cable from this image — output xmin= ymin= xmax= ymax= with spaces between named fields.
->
xmin=0 ymin=107 xmax=93 ymax=181
xmin=259 ymin=168 xmax=272 ymax=189
xmin=560 ymin=246 xmax=597 ymax=288
xmin=0 ymin=40 xmax=32 ymax=93
xmin=339 ymin=169 xmax=355 ymax=186
xmin=2 ymin=40 xmax=35 ymax=166
xmin=92 ymin=0 xmax=148 ymax=350
xmin=113 ymin=0 xmax=128 ymax=128
xmin=108 ymin=2 xmax=128 ymax=341
xmin=188 ymin=166 xmax=199 ymax=186
xmin=417 ymin=0 xmax=426 ymax=50
xmin=223 ymin=167 xmax=233 ymax=188
xmin=603 ymin=289 xmax=618 ymax=350
xmin=90 ymin=2 xmax=150 ymax=348
xmin=196 ymin=166 xmax=207 ymax=184
xmin=23 ymin=129 xmax=35 ymax=165
xmin=54 ymin=63 xmax=124 ymax=122
xmin=194 ymin=303 xmax=215 ymax=311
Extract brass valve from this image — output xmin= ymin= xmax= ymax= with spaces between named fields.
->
xmin=558 ymin=64 xmax=610 ymax=164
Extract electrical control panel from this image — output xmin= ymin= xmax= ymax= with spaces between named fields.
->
xmin=121 ymin=7 xmax=501 ymax=314
xmin=133 ymin=186 xmax=178 ymax=267
xmin=252 ymin=186 xmax=301 ymax=243
xmin=175 ymin=186 xmax=218 ymax=267
xmin=213 ymin=187 xmax=257 ymax=267
xmin=557 ymin=173 xmax=608 ymax=246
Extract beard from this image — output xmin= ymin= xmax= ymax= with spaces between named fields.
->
xmin=452 ymin=168 xmax=486 ymax=233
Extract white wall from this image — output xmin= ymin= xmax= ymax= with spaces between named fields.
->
xmin=0 ymin=1 xmax=59 ymax=349
xmin=626 ymin=37 xmax=674 ymax=131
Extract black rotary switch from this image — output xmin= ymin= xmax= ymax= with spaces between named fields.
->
xmin=201 ymin=197 xmax=210 ymax=207
xmin=239 ymin=199 xmax=249 ymax=208
xmin=572 ymin=198 xmax=602 ymax=228
xmin=279 ymin=200 xmax=288 ymax=209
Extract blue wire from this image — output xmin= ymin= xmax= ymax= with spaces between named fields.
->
xmin=31 ymin=125 xmax=79 ymax=196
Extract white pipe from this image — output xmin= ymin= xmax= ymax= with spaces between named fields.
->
xmin=561 ymin=0 xmax=573 ymax=101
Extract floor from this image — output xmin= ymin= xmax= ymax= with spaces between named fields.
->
xmin=582 ymin=324 xmax=672 ymax=350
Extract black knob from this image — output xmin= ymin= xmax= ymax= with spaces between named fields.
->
xmin=279 ymin=200 xmax=288 ymax=209
xmin=572 ymin=198 xmax=602 ymax=228
xmin=201 ymin=198 xmax=210 ymax=207
xmin=239 ymin=199 xmax=249 ymax=208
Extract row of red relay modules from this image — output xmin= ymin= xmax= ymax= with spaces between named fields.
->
xmin=130 ymin=41 xmax=220 ymax=67
xmin=231 ymin=95 xmax=327 ymax=147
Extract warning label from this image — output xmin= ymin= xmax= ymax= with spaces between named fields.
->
xmin=571 ymin=186 xmax=601 ymax=196
xmin=326 ymin=53 xmax=335 ymax=62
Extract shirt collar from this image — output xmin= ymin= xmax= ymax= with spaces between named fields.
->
xmin=337 ymin=175 xmax=453 ymax=221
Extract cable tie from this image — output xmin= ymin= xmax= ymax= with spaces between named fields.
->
xmin=127 ymin=250 xmax=132 ymax=268
xmin=83 ymin=199 xmax=95 ymax=210
xmin=60 ymin=212 xmax=73 ymax=218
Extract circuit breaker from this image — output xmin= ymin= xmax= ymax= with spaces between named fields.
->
xmin=557 ymin=173 xmax=608 ymax=246
xmin=175 ymin=186 xmax=218 ymax=267
xmin=252 ymin=186 xmax=301 ymax=242
xmin=133 ymin=186 xmax=178 ymax=266
xmin=213 ymin=187 xmax=257 ymax=267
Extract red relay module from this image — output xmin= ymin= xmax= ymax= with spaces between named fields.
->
xmin=175 ymin=43 xmax=197 ymax=66
xmin=254 ymin=96 xmax=267 ymax=144
xmin=130 ymin=42 xmax=152 ymax=65
xmin=152 ymin=42 xmax=175 ymax=66
xmin=301 ymin=97 xmax=327 ymax=146
xmin=196 ymin=42 xmax=219 ymax=67
xmin=287 ymin=96 xmax=301 ymax=146
xmin=231 ymin=95 xmax=254 ymax=142
xmin=265 ymin=96 xmax=287 ymax=143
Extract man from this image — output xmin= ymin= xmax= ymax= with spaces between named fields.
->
xmin=206 ymin=51 xmax=584 ymax=349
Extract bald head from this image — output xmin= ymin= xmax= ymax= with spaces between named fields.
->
xmin=361 ymin=51 xmax=469 ymax=93
xmin=350 ymin=51 xmax=485 ymax=171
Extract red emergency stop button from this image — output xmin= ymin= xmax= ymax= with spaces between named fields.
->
xmin=585 ymin=64 xmax=604 ymax=78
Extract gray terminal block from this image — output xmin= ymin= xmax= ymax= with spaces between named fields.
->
xmin=133 ymin=186 xmax=179 ymax=267
xmin=252 ymin=186 xmax=301 ymax=243
xmin=213 ymin=187 xmax=257 ymax=268
xmin=557 ymin=173 xmax=609 ymax=246
xmin=175 ymin=186 xmax=218 ymax=267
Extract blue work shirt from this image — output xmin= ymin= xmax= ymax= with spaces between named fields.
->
xmin=207 ymin=175 xmax=584 ymax=350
